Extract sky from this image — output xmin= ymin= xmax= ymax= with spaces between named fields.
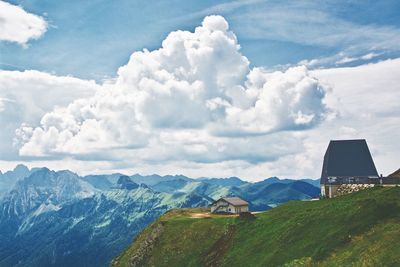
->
xmin=0 ymin=0 xmax=399 ymax=180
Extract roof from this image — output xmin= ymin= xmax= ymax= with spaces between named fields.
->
xmin=216 ymin=197 xmax=248 ymax=206
xmin=389 ymin=168 xmax=400 ymax=178
xmin=320 ymin=139 xmax=378 ymax=184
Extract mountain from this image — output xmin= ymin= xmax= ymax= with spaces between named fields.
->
xmin=113 ymin=187 xmax=400 ymax=267
xmin=0 ymin=164 xmax=32 ymax=198
xmin=82 ymin=173 xmax=123 ymax=190
xmin=0 ymin=167 xmax=320 ymax=266
xmin=298 ymin=178 xmax=320 ymax=187
xmin=241 ymin=176 xmax=320 ymax=188
xmin=0 ymin=169 xmax=209 ymax=267
xmin=240 ymin=181 xmax=320 ymax=210
xmin=150 ymin=178 xmax=319 ymax=211
xmin=129 ymin=174 xmax=192 ymax=186
xmin=151 ymin=178 xmax=189 ymax=193
xmin=116 ymin=175 xmax=139 ymax=190
xmin=198 ymin=177 xmax=247 ymax=187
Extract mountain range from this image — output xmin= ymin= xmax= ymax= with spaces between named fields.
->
xmin=0 ymin=165 xmax=319 ymax=266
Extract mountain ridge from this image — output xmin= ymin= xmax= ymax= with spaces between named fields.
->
xmin=0 ymin=165 xmax=320 ymax=266
xmin=113 ymin=187 xmax=400 ymax=267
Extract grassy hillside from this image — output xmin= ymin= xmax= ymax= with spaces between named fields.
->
xmin=113 ymin=187 xmax=400 ymax=267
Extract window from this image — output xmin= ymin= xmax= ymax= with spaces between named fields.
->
xmin=328 ymin=176 xmax=337 ymax=182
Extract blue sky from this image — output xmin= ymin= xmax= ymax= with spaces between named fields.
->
xmin=0 ymin=0 xmax=399 ymax=180
xmin=1 ymin=0 xmax=400 ymax=80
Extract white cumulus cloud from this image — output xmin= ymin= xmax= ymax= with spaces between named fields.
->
xmin=0 ymin=0 xmax=47 ymax=45
xmin=0 ymin=70 xmax=99 ymax=159
xmin=15 ymin=16 xmax=328 ymax=165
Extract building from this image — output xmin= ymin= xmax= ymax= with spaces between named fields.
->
xmin=389 ymin=168 xmax=400 ymax=178
xmin=210 ymin=197 xmax=249 ymax=214
xmin=320 ymin=139 xmax=400 ymax=198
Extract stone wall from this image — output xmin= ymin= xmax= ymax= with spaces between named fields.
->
xmin=335 ymin=184 xmax=375 ymax=197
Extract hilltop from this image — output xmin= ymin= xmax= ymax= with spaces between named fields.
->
xmin=113 ymin=187 xmax=400 ymax=267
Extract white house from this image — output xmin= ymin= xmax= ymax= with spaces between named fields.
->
xmin=210 ymin=197 xmax=249 ymax=214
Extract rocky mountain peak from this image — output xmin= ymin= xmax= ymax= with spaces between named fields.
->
xmin=117 ymin=175 xmax=139 ymax=190
xmin=14 ymin=164 xmax=29 ymax=173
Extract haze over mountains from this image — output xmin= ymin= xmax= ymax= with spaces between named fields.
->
xmin=0 ymin=165 xmax=319 ymax=266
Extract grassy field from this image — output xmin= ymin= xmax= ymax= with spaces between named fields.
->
xmin=113 ymin=187 xmax=400 ymax=267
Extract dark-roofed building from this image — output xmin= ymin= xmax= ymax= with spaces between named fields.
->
xmin=210 ymin=197 xmax=249 ymax=214
xmin=389 ymin=168 xmax=400 ymax=178
xmin=320 ymin=139 xmax=400 ymax=198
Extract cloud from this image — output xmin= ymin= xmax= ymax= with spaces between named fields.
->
xmin=120 ymin=58 xmax=400 ymax=180
xmin=294 ymin=58 xmax=400 ymax=178
xmin=251 ymin=59 xmax=400 ymax=179
xmin=211 ymin=66 xmax=327 ymax=136
xmin=298 ymin=52 xmax=382 ymax=68
xmin=14 ymin=16 xmax=328 ymax=165
xmin=181 ymin=1 xmax=400 ymax=69
xmin=223 ymin=2 xmax=400 ymax=54
xmin=171 ymin=0 xmax=264 ymax=23
xmin=2 ymin=59 xmax=399 ymax=180
xmin=0 ymin=1 xmax=47 ymax=45
xmin=0 ymin=70 xmax=99 ymax=159
xmin=236 ymin=11 xmax=400 ymax=51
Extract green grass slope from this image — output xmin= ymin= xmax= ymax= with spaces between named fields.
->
xmin=113 ymin=187 xmax=400 ymax=267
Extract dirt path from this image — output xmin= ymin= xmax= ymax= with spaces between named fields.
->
xmin=190 ymin=213 xmax=212 ymax=218
xmin=190 ymin=212 xmax=242 ymax=218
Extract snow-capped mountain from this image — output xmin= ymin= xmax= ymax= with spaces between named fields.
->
xmin=0 ymin=168 xmax=211 ymax=266
xmin=0 ymin=164 xmax=33 ymax=198
xmin=0 ymin=166 xmax=319 ymax=266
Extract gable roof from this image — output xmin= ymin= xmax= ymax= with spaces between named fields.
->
xmin=216 ymin=197 xmax=248 ymax=206
xmin=321 ymin=139 xmax=378 ymax=184
xmin=389 ymin=168 xmax=400 ymax=178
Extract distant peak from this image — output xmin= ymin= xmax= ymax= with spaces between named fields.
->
xmin=56 ymin=169 xmax=77 ymax=176
xmin=35 ymin=167 xmax=50 ymax=173
xmin=14 ymin=164 xmax=29 ymax=172
xmin=264 ymin=177 xmax=280 ymax=181
xmin=117 ymin=175 xmax=139 ymax=190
